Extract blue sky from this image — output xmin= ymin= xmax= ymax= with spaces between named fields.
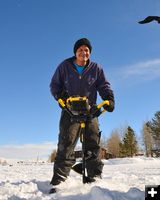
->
xmin=0 ymin=0 xmax=160 ymax=158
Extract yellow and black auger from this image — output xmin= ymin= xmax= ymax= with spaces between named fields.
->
xmin=58 ymin=96 xmax=109 ymax=184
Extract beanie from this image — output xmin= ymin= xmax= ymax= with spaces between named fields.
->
xmin=73 ymin=38 xmax=92 ymax=55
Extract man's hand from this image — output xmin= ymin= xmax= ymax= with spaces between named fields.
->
xmin=58 ymin=99 xmax=66 ymax=109
xmin=103 ymin=100 xmax=114 ymax=112
xmin=55 ymin=90 xmax=69 ymax=109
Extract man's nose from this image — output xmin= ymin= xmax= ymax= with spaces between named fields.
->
xmin=81 ymin=51 xmax=87 ymax=55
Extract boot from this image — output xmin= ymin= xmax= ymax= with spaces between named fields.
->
xmin=49 ymin=174 xmax=66 ymax=194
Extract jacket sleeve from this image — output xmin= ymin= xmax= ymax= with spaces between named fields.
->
xmin=50 ymin=64 xmax=64 ymax=100
xmin=96 ymin=67 xmax=115 ymax=110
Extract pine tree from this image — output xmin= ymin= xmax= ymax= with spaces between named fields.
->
xmin=119 ymin=142 xmax=127 ymax=157
xmin=149 ymin=111 xmax=160 ymax=149
xmin=120 ymin=126 xmax=138 ymax=157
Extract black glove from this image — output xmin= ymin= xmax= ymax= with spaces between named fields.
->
xmin=58 ymin=100 xmax=65 ymax=109
xmin=90 ymin=104 xmax=102 ymax=118
xmin=103 ymin=100 xmax=114 ymax=112
xmin=55 ymin=90 xmax=69 ymax=109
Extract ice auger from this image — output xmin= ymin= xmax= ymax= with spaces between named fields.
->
xmin=58 ymin=96 xmax=109 ymax=184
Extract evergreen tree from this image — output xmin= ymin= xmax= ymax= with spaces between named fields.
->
xmin=149 ymin=111 xmax=160 ymax=149
xmin=119 ymin=126 xmax=138 ymax=157
xmin=119 ymin=142 xmax=127 ymax=157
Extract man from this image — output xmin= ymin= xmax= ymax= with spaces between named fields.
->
xmin=49 ymin=38 xmax=115 ymax=192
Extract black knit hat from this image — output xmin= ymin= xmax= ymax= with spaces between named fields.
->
xmin=73 ymin=38 xmax=92 ymax=55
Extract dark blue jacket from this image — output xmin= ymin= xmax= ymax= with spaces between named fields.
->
xmin=50 ymin=57 xmax=114 ymax=106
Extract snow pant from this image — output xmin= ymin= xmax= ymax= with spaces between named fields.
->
xmin=50 ymin=110 xmax=104 ymax=185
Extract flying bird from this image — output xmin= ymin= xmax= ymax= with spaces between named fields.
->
xmin=138 ymin=16 xmax=160 ymax=24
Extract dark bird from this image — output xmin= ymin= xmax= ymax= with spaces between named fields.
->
xmin=138 ymin=16 xmax=160 ymax=24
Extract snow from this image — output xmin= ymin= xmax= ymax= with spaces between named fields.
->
xmin=0 ymin=157 xmax=160 ymax=200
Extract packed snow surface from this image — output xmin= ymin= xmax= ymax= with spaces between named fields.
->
xmin=0 ymin=157 xmax=160 ymax=200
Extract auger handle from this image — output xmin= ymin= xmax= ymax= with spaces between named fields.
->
xmin=97 ymin=100 xmax=110 ymax=113
xmin=58 ymin=98 xmax=110 ymax=118
xmin=58 ymin=98 xmax=66 ymax=108
xmin=58 ymin=98 xmax=74 ymax=117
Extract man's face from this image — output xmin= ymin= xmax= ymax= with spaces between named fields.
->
xmin=75 ymin=45 xmax=90 ymax=63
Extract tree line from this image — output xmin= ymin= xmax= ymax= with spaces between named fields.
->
xmin=101 ymin=111 xmax=160 ymax=158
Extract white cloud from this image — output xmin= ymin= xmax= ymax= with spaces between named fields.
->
xmin=120 ymin=58 xmax=160 ymax=81
xmin=0 ymin=142 xmax=57 ymax=160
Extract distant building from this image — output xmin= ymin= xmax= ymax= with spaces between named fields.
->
xmin=135 ymin=151 xmax=145 ymax=156
xmin=100 ymin=147 xmax=114 ymax=159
